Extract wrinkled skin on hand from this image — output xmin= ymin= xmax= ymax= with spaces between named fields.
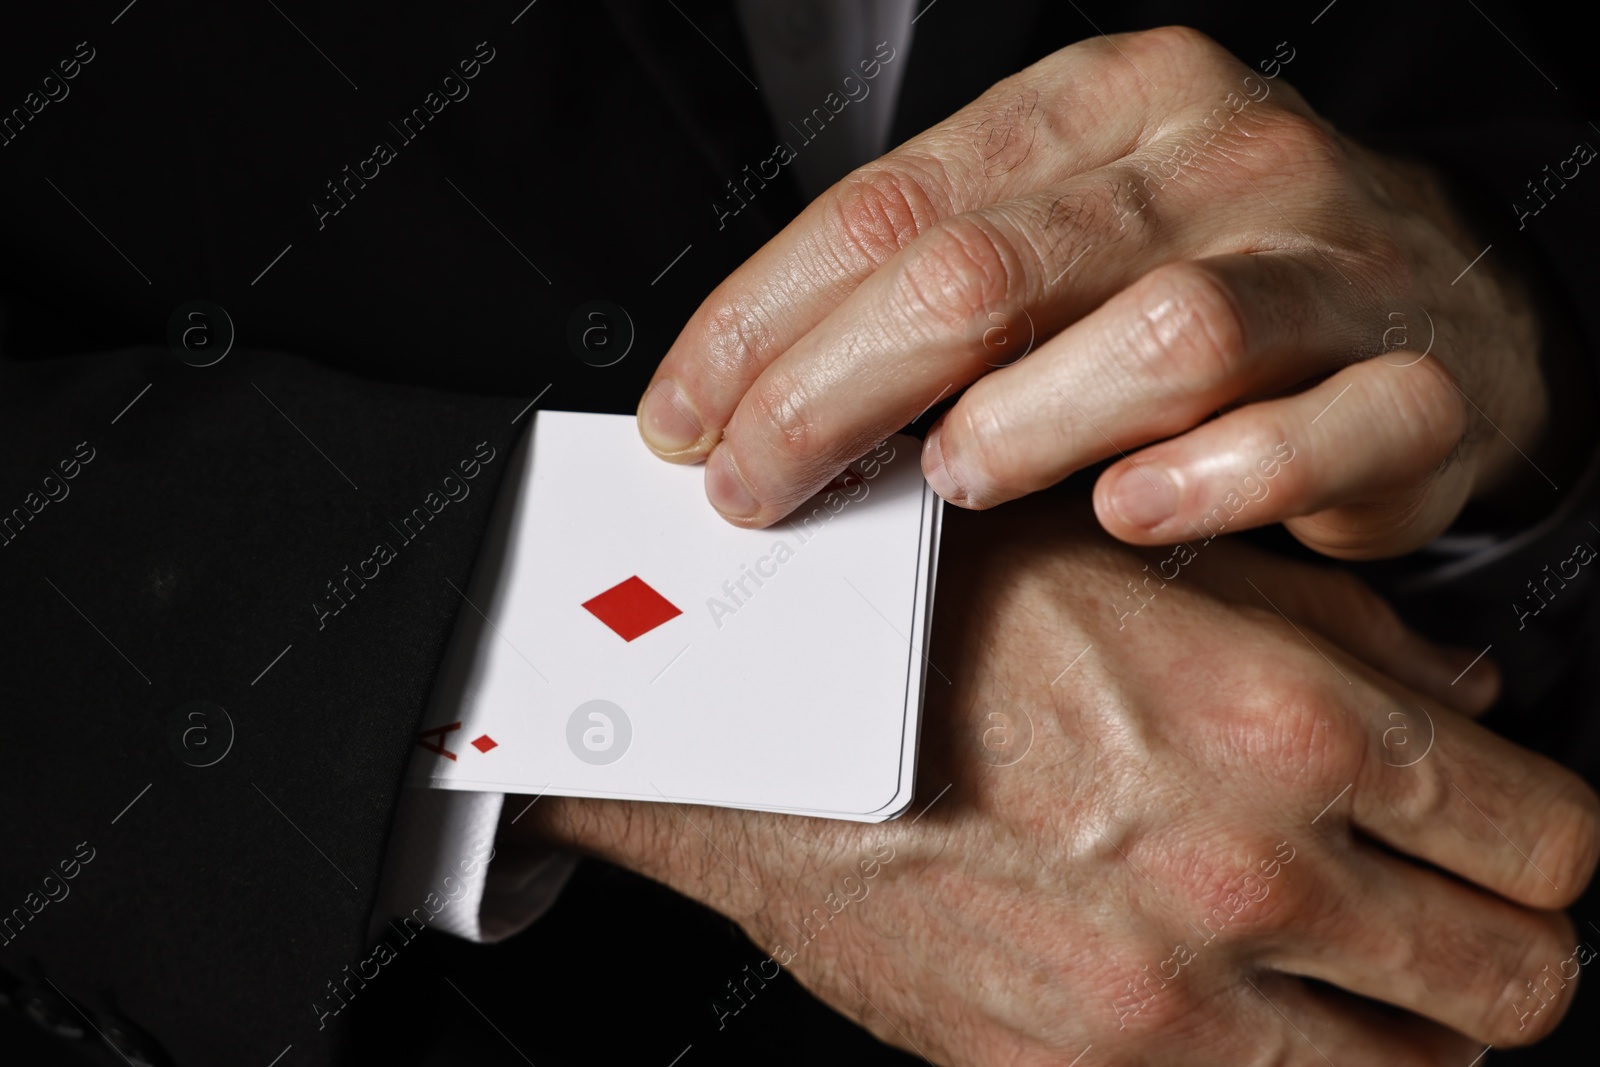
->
xmin=520 ymin=499 xmax=1599 ymax=1065
xmin=639 ymin=27 xmax=1547 ymax=560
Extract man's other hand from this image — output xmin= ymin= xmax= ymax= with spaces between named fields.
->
xmin=638 ymin=27 xmax=1545 ymax=559
xmin=515 ymin=498 xmax=1599 ymax=1066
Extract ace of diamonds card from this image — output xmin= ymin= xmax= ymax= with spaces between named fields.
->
xmin=409 ymin=411 xmax=942 ymax=822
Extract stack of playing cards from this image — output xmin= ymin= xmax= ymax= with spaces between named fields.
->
xmin=410 ymin=410 xmax=943 ymax=822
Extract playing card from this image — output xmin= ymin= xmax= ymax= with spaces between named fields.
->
xmin=411 ymin=410 xmax=941 ymax=821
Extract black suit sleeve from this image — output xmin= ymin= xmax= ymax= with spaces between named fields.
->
xmin=0 ymin=344 xmax=524 ymax=1066
xmin=0 ymin=1 xmax=780 ymax=1062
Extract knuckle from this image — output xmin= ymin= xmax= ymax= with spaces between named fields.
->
xmin=698 ymin=296 xmax=777 ymax=379
xmin=1384 ymin=357 xmax=1469 ymax=462
xmin=1227 ymin=845 xmax=1310 ymax=938
xmin=1249 ymin=682 xmax=1364 ymax=795
xmin=1378 ymin=742 xmax=1471 ymax=836
xmin=953 ymin=79 xmax=1046 ymax=180
xmin=1105 ymin=962 xmax=1208 ymax=1038
xmin=743 ymin=370 xmax=824 ymax=471
xmin=1036 ymin=178 xmax=1156 ymax=266
xmin=1219 ymin=112 xmax=1355 ymax=229
xmin=1524 ymin=772 xmax=1600 ymax=907
xmin=828 ymin=160 xmax=948 ymax=272
xmin=1190 ymin=676 xmax=1361 ymax=840
xmin=1348 ymin=903 xmax=1429 ymax=984
xmin=896 ymin=215 xmax=1025 ymax=335
xmin=939 ymin=395 xmax=1042 ymax=506
xmin=1164 ymin=832 xmax=1312 ymax=948
xmin=1490 ymin=914 xmax=1581 ymax=1045
xmin=1101 ymin=172 xmax=1160 ymax=244
xmin=1127 ymin=262 xmax=1251 ymax=393
xmin=1249 ymin=110 xmax=1342 ymax=170
xmin=1129 ymin=25 xmax=1235 ymax=76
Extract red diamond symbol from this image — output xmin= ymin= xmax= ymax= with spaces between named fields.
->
xmin=471 ymin=734 xmax=498 ymax=753
xmin=582 ymin=575 xmax=682 ymax=641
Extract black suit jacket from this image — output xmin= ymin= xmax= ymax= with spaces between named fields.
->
xmin=2 ymin=2 xmax=1597 ymax=1065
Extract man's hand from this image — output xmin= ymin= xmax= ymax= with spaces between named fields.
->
xmin=637 ymin=27 xmax=1545 ymax=559
xmin=514 ymin=499 xmax=1598 ymax=1065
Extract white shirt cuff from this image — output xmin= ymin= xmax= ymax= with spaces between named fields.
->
xmin=375 ymin=786 xmax=577 ymax=944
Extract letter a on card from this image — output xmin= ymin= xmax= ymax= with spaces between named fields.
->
xmin=417 ymin=722 xmax=462 ymax=760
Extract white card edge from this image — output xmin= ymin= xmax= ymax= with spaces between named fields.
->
xmin=863 ymin=481 xmax=943 ymax=822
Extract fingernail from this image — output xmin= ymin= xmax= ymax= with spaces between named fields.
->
xmin=638 ymin=379 xmax=702 ymax=454
xmin=922 ymin=423 xmax=962 ymax=501
xmin=1109 ymin=465 xmax=1178 ymax=529
xmin=706 ymin=448 xmax=759 ymax=519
